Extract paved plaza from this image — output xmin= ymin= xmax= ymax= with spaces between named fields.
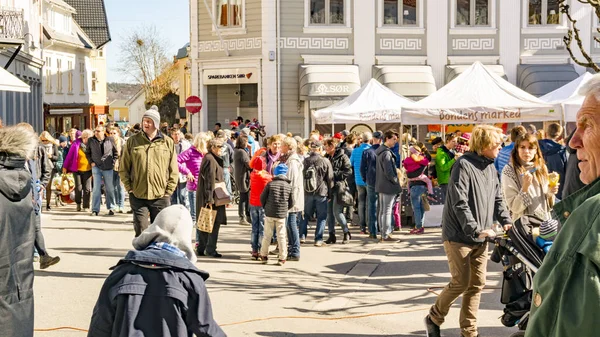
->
xmin=33 ymin=204 xmax=518 ymax=337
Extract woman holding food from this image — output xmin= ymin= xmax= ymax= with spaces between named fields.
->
xmin=501 ymin=132 xmax=559 ymax=221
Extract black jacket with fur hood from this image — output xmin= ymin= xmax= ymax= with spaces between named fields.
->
xmin=0 ymin=125 xmax=38 ymax=337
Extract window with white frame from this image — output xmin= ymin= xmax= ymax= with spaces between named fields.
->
xmin=456 ymin=0 xmax=490 ymax=26
xmin=56 ymin=59 xmax=62 ymax=93
xmin=79 ymin=62 xmax=85 ymax=94
xmin=383 ymin=0 xmax=418 ymax=26
xmin=67 ymin=61 xmax=73 ymax=93
xmin=45 ymin=57 xmax=52 ymax=93
xmin=216 ymin=0 xmax=242 ymax=27
xmin=528 ymin=0 xmax=560 ymax=25
xmin=91 ymin=71 xmax=97 ymax=92
xmin=309 ymin=0 xmax=345 ymax=25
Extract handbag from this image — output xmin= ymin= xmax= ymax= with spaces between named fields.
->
xmin=197 ymin=204 xmax=217 ymax=233
xmin=336 ymin=181 xmax=354 ymax=207
xmin=421 ymin=193 xmax=431 ymax=212
xmin=213 ymin=181 xmax=232 ymax=207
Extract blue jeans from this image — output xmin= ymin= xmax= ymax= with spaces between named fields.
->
xmin=92 ymin=166 xmax=115 ymax=212
xmin=113 ymin=170 xmax=125 ymax=210
xmin=378 ymin=193 xmax=396 ymax=239
xmin=366 ymin=185 xmax=378 ymax=236
xmin=302 ymin=194 xmax=328 ymax=242
xmin=410 ymin=185 xmax=427 ymax=229
xmin=327 ymin=194 xmax=349 ymax=235
xmin=356 ymin=185 xmax=367 ymax=231
xmin=224 ymin=168 xmax=232 ymax=196
xmin=171 ymin=182 xmax=188 ymax=208
xmin=249 ymin=205 xmax=265 ymax=252
xmin=188 ymin=190 xmax=199 ymax=243
xmin=286 ymin=211 xmax=301 ymax=257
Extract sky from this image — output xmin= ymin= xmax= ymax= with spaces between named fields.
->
xmin=104 ymin=0 xmax=190 ymax=83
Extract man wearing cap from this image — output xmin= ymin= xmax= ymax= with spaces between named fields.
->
xmin=301 ymin=140 xmax=334 ymax=247
xmin=360 ymin=131 xmax=383 ymax=239
xmin=120 ymin=108 xmax=179 ymax=236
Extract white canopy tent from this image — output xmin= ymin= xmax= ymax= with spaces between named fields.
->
xmin=402 ymin=62 xmax=560 ymax=125
xmin=540 ymin=72 xmax=594 ymax=122
xmin=0 ymin=67 xmax=30 ymax=93
xmin=313 ymin=78 xmax=414 ymax=124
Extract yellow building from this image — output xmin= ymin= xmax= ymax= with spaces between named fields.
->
xmin=109 ymin=99 xmax=129 ymax=122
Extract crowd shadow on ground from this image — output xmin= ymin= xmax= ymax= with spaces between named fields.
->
xmin=255 ymin=325 xmax=519 ymax=337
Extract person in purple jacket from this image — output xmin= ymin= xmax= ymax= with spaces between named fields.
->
xmin=178 ymin=132 xmax=210 ymax=243
xmin=62 ymin=129 xmax=93 ymax=212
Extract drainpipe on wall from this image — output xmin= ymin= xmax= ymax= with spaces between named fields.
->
xmin=276 ymin=0 xmax=281 ymax=133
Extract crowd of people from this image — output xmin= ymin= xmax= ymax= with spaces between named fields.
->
xmin=2 ymin=74 xmax=600 ymax=336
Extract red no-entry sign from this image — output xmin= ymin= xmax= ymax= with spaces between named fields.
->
xmin=185 ymin=96 xmax=202 ymax=114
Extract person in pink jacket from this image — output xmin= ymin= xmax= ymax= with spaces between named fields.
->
xmin=178 ymin=133 xmax=209 ymax=243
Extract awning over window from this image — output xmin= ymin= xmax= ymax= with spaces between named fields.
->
xmin=373 ymin=65 xmax=436 ymax=98
xmin=299 ymin=65 xmax=361 ymax=100
xmin=0 ymin=67 xmax=30 ymax=93
xmin=446 ymin=64 xmax=507 ymax=84
xmin=517 ymin=64 xmax=580 ymax=97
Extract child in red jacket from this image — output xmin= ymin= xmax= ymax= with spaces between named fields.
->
xmin=249 ymin=157 xmax=272 ymax=259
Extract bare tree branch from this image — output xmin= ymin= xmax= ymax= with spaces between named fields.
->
xmin=561 ymin=0 xmax=600 ymax=72
xmin=117 ymin=25 xmax=175 ymax=105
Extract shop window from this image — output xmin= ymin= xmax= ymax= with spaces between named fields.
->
xmin=528 ymin=0 xmax=560 ymax=25
xmin=310 ymin=0 xmax=345 ymax=25
xmin=217 ymin=0 xmax=242 ymax=27
xmin=456 ymin=0 xmax=490 ymax=26
xmin=383 ymin=0 xmax=418 ymax=26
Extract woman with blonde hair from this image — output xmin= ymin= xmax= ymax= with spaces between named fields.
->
xmin=62 ymin=129 xmax=94 ymax=211
xmin=40 ymin=131 xmax=59 ymax=211
xmin=501 ymin=133 xmax=558 ymax=221
xmin=178 ymin=132 xmax=210 ymax=241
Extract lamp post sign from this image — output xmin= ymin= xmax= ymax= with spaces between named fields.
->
xmin=185 ymin=96 xmax=202 ymax=114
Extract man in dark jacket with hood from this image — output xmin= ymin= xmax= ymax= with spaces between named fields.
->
xmin=539 ymin=123 xmax=567 ymax=199
xmin=324 ymin=138 xmax=352 ymax=244
xmin=88 ymin=205 xmax=226 ymax=337
xmin=425 ymin=125 xmax=512 ymax=337
xmin=361 ymin=131 xmax=383 ymax=239
xmin=375 ymin=130 xmax=401 ymax=242
xmin=0 ymin=125 xmax=38 ymax=337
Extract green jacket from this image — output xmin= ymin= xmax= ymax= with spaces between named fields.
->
xmin=435 ymin=146 xmax=456 ymax=185
xmin=119 ymin=132 xmax=178 ymax=200
xmin=525 ymin=177 xmax=600 ymax=337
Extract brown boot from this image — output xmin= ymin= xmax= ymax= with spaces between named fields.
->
xmin=40 ymin=255 xmax=60 ymax=269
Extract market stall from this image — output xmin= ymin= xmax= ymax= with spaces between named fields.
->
xmin=540 ymin=72 xmax=594 ymax=122
xmin=401 ymin=62 xmax=561 ymax=227
xmin=313 ymin=78 xmax=414 ymax=127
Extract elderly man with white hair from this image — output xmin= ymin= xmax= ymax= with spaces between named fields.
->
xmin=524 ymin=75 xmax=600 ymax=337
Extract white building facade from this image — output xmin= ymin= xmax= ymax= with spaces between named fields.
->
xmin=0 ymin=0 xmax=44 ymax=131
xmin=191 ymin=0 xmax=596 ymax=136
xmin=42 ymin=0 xmax=110 ymax=135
